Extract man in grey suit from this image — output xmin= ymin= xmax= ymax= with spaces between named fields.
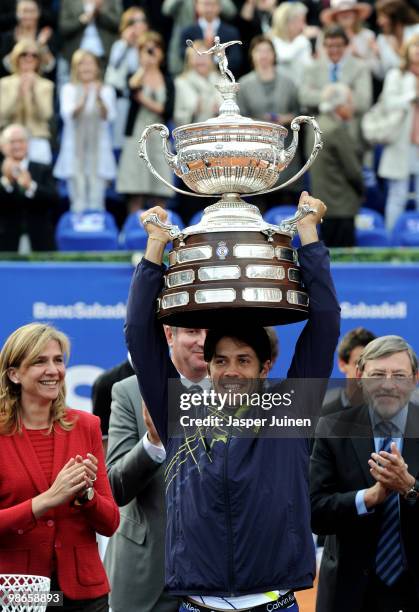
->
xmin=104 ymin=326 xmax=208 ymax=612
xmin=299 ymin=24 xmax=372 ymax=147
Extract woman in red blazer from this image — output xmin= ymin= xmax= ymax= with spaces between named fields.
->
xmin=0 ymin=323 xmax=120 ymax=611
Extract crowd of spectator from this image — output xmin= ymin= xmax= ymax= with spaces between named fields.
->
xmin=0 ymin=0 xmax=419 ymax=251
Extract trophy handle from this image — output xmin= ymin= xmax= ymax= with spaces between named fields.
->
xmin=138 ymin=124 xmax=214 ymax=199
xmin=261 ymin=204 xmax=319 ymax=240
xmin=142 ymin=212 xmax=185 ymax=242
xmin=248 ymin=116 xmax=323 ymax=198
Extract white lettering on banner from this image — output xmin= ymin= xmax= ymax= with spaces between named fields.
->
xmin=66 ymin=365 xmax=104 ymax=413
xmin=32 ymin=302 xmax=126 ymax=320
xmin=341 ymin=301 xmax=407 ymax=319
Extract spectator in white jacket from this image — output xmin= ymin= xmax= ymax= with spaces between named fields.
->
xmin=54 ymin=49 xmax=117 ymax=213
xmin=378 ymin=34 xmax=419 ymax=230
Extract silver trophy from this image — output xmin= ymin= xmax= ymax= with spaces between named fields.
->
xmin=139 ymin=38 xmax=323 ymax=327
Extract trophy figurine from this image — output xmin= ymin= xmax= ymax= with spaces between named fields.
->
xmin=139 ymin=38 xmax=323 ymax=328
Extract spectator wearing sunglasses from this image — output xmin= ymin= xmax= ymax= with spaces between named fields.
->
xmin=0 ymin=39 xmax=53 ymax=164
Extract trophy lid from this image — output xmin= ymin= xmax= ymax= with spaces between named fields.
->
xmin=173 ymin=40 xmax=287 ymax=139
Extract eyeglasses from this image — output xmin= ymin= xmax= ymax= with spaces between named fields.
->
xmin=141 ymin=45 xmax=159 ymax=55
xmin=20 ymin=52 xmax=39 ymax=58
xmin=366 ymin=372 xmax=414 ymax=381
xmin=324 ymin=42 xmax=346 ymax=49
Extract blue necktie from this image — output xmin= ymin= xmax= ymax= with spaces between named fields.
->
xmin=330 ymin=64 xmax=338 ymax=82
xmin=375 ymin=435 xmax=405 ymax=586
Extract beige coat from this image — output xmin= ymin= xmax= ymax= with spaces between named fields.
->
xmin=378 ymin=68 xmax=417 ymax=180
xmin=174 ymin=71 xmax=222 ymax=126
xmin=0 ymin=73 xmax=53 ymax=138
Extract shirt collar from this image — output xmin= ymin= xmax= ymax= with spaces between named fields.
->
xmin=340 ymin=388 xmax=351 ymax=408
xmin=369 ymin=404 xmax=409 ymax=438
xmin=198 ymin=17 xmax=221 ymax=32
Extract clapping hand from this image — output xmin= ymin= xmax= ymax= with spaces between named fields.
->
xmin=75 ymin=453 xmax=98 ymax=490
xmin=368 ymin=443 xmax=415 ymax=495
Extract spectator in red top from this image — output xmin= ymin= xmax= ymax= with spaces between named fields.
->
xmin=0 ymin=323 xmax=119 ymax=612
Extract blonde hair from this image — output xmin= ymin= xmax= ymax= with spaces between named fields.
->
xmin=400 ymin=32 xmax=419 ymax=72
xmin=271 ymin=2 xmax=307 ymax=41
xmin=70 ymin=49 xmax=101 ymax=83
xmin=119 ymin=6 xmax=147 ymax=33
xmin=10 ymin=38 xmax=41 ymax=74
xmin=0 ymin=323 xmax=75 ymax=435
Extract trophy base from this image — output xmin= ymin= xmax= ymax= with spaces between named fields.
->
xmin=157 ymin=229 xmax=309 ymax=328
xmin=157 ymin=305 xmax=308 ymax=328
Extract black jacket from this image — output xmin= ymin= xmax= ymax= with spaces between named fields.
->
xmin=311 ymin=404 xmax=419 ymax=612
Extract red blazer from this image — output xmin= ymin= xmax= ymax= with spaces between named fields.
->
xmin=0 ymin=409 xmax=120 ymax=600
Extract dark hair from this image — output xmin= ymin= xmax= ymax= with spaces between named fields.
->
xmin=323 ymin=24 xmax=349 ymax=45
xmin=264 ymin=326 xmax=279 ymax=366
xmin=204 ymin=327 xmax=272 ymax=367
xmin=249 ymin=35 xmax=277 ymax=68
xmin=375 ymin=0 xmax=419 ymax=28
xmin=338 ymin=327 xmax=376 ymax=363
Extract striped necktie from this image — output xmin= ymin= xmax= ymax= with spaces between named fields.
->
xmin=375 ymin=435 xmax=405 ymax=586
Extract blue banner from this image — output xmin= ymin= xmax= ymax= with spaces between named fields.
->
xmin=0 ymin=262 xmax=418 ymax=411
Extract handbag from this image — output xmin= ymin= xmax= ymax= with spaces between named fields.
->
xmin=361 ymin=97 xmax=405 ymax=146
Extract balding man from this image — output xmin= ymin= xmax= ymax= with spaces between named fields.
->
xmin=0 ymin=123 xmax=58 ymax=251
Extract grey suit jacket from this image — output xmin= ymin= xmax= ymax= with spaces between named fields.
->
xmin=299 ymin=56 xmax=372 ymax=116
xmin=104 ymin=375 xmax=179 ymax=612
xmin=59 ymin=0 xmax=122 ymax=63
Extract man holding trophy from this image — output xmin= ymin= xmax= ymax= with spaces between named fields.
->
xmin=125 ymin=194 xmax=340 ymax=612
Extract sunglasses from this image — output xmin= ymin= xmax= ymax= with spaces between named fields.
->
xmin=20 ymin=52 xmax=39 ymax=58
xmin=127 ymin=17 xmax=146 ymax=25
xmin=141 ymin=45 xmax=159 ymax=55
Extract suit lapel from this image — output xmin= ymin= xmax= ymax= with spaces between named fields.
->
xmin=13 ymin=427 xmax=50 ymax=494
xmin=350 ymin=406 xmax=375 ymax=486
xmin=403 ymin=403 xmax=419 ymax=478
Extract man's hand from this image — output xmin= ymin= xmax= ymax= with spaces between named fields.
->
xmin=364 ymin=481 xmax=391 ymax=509
xmin=296 ymin=190 xmax=327 ymax=246
xmin=37 ymin=26 xmax=53 ymax=46
xmin=1 ymin=158 xmax=19 ymax=183
xmin=17 ymin=169 xmax=32 ymax=191
xmin=368 ymin=442 xmax=416 ymax=495
xmin=141 ymin=206 xmax=172 ymax=265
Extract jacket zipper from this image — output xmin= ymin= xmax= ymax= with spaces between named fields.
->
xmin=223 ymin=435 xmax=235 ymax=594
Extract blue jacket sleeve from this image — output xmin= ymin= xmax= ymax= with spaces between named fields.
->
xmin=287 ymin=241 xmax=340 ymax=379
xmin=125 ymin=258 xmax=178 ymax=445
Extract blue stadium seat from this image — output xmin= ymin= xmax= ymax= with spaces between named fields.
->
xmin=263 ymin=206 xmax=297 ymax=226
xmin=189 ymin=210 xmax=206 ymax=226
xmin=362 ymin=167 xmax=386 ymax=215
xmin=355 ymin=207 xmax=390 ymax=246
xmin=55 ymin=212 xmax=119 ymax=251
xmin=392 ymin=212 xmax=419 ymax=246
xmin=264 ymin=206 xmax=303 ymax=248
xmin=120 ymin=210 xmax=185 ymax=250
